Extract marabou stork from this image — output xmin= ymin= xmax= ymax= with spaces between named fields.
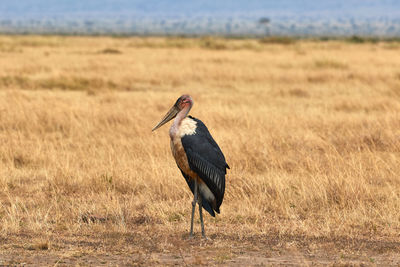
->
xmin=152 ymin=95 xmax=229 ymax=238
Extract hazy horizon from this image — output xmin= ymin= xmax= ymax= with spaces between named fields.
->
xmin=1 ymin=0 xmax=400 ymax=36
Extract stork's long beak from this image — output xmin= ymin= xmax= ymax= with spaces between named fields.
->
xmin=152 ymin=105 xmax=179 ymax=131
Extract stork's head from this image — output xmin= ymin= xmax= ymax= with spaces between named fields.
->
xmin=152 ymin=95 xmax=193 ymax=131
xmin=175 ymin=94 xmax=193 ymax=110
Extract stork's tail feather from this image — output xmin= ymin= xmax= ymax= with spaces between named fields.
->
xmin=201 ymin=199 xmax=216 ymax=217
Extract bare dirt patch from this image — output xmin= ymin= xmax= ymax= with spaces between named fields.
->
xmin=1 ymin=229 xmax=400 ymax=266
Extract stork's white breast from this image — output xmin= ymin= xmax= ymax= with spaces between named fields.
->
xmin=178 ymin=117 xmax=197 ymax=137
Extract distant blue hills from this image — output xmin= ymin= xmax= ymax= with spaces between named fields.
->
xmin=1 ymin=0 xmax=400 ymax=36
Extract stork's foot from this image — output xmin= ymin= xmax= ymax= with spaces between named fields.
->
xmin=201 ymin=234 xmax=209 ymax=240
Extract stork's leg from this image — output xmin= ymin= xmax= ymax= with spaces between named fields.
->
xmin=198 ymin=195 xmax=207 ymax=239
xmin=189 ymin=179 xmax=198 ymax=238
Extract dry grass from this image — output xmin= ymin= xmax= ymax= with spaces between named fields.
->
xmin=0 ymin=35 xmax=400 ymax=265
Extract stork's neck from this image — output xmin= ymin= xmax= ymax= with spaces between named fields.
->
xmin=169 ymin=104 xmax=191 ymax=139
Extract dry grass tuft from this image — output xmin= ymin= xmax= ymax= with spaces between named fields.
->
xmin=0 ymin=36 xmax=400 ymax=265
xmin=99 ymin=48 xmax=122 ymax=54
xmin=313 ymin=59 xmax=348 ymax=69
xmin=27 ymin=241 xmax=49 ymax=251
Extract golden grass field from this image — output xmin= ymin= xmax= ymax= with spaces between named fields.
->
xmin=1 ymin=35 xmax=400 ymax=265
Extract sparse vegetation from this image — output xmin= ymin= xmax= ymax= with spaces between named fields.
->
xmin=259 ymin=36 xmax=297 ymax=44
xmin=0 ymin=36 xmax=400 ymax=265
xmin=346 ymin=35 xmax=380 ymax=43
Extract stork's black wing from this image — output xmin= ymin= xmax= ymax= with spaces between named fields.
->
xmin=181 ymin=116 xmax=229 ymax=213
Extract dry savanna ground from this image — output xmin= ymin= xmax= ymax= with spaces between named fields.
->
xmin=1 ymin=35 xmax=400 ymax=265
